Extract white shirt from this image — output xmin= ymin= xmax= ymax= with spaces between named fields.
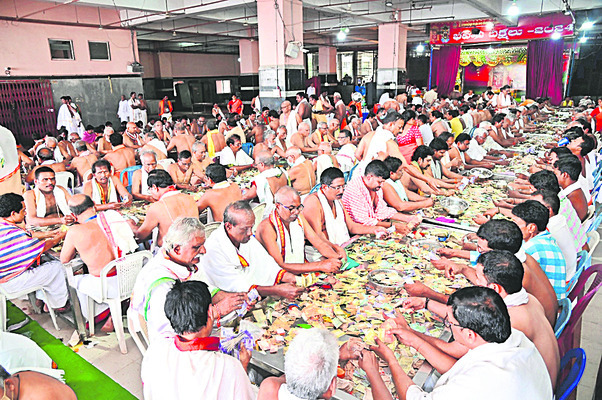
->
xmin=219 ymin=146 xmax=253 ymax=167
xmin=419 ymin=124 xmax=434 ymax=146
xmin=548 ymin=214 xmax=578 ymax=280
xmin=117 ymin=99 xmax=131 ymax=122
xmin=467 ymin=138 xmax=487 ymax=161
xmin=306 ymin=86 xmax=316 ymax=97
xmin=336 ymin=143 xmax=357 ymax=173
xmin=406 ymin=330 xmax=552 ymax=400
xmin=461 ymin=113 xmax=474 ymax=129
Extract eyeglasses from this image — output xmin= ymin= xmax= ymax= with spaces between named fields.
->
xmin=327 ymin=184 xmax=346 ymax=191
xmin=277 ymin=202 xmax=304 ymax=212
xmin=443 ymin=315 xmax=463 ymax=330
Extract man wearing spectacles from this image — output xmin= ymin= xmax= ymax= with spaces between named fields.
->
xmin=285 ymin=146 xmax=317 ymax=197
xmin=242 ymin=151 xmax=287 ymax=218
xmin=0 ymin=368 xmax=77 ymax=400
xmin=256 ymin=186 xmax=344 ymax=274
xmin=335 ymin=129 xmax=357 ymax=173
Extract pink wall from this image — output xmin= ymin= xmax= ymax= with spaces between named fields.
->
xmin=319 ymin=47 xmax=337 ymax=74
xmin=0 ymin=0 xmax=139 ymax=77
xmin=378 ymin=23 xmax=408 ymax=70
xmin=139 ymin=51 xmax=240 ymax=78
xmin=239 ymin=40 xmax=260 ymax=74
xmin=257 ymin=0 xmax=304 ymax=68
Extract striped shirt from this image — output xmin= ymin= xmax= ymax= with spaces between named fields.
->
xmin=342 ymin=175 xmax=396 ymax=226
xmin=0 ymin=221 xmax=44 ymax=283
xmin=523 ymin=231 xmax=567 ymax=300
xmin=559 ymin=197 xmax=587 ymax=250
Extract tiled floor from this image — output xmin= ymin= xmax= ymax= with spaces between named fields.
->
xmin=18 ymin=244 xmax=602 ymax=400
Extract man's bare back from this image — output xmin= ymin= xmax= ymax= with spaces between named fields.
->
xmin=197 ymin=183 xmax=242 ymax=222
xmin=70 ymin=153 xmax=97 ymax=182
xmin=288 ymin=159 xmax=316 ymax=195
xmin=25 ymin=163 xmax=67 ymax=184
xmin=201 ymin=131 xmax=226 ymax=154
xmin=168 ymin=135 xmax=195 ymax=154
xmin=62 ymin=220 xmax=116 ymax=276
xmin=144 ymin=192 xmax=199 ymax=247
xmin=103 ymin=147 xmax=136 ymax=173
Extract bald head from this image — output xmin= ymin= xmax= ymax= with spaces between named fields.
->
xmin=68 ymin=194 xmax=95 ymax=216
xmin=285 ymin=146 xmax=302 ymax=159
xmin=297 ymin=122 xmax=310 ymax=136
xmin=255 ymin=151 xmax=275 ymax=167
xmin=274 ymin=185 xmax=300 ymax=204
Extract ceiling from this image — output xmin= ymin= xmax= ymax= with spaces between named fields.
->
xmin=28 ymin=0 xmax=602 ymax=54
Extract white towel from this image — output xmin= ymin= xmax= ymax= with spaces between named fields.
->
xmin=34 ymin=187 xmax=71 ymax=218
xmin=97 ymin=210 xmax=138 ymax=257
xmin=504 ymin=288 xmax=529 ymax=307
xmin=90 ymin=178 xmax=118 ymax=204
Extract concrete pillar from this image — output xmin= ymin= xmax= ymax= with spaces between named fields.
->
xmin=239 ymin=39 xmax=260 ymax=107
xmin=257 ymin=0 xmax=304 ymax=109
xmin=318 ymin=46 xmax=337 ymax=95
xmin=377 ymin=22 xmax=408 ymax=97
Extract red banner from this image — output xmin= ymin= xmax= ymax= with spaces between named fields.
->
xmin=430 ymin=13 xmax=574 ymax=45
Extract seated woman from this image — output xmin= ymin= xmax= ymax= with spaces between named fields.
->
xmin=396 ymin=110 xmax=423 ymax=164
xmin=404 ymin=145 xmax=457 ymax=196
xmin=382 ymin=156 xmax=434 ymax=213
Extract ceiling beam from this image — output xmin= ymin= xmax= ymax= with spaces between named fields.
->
xmin=462 ymin=0 xmax=515 ymax=26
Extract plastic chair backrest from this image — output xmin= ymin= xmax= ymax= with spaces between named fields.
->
xmin=555 ymin=348 xmax=586 ymax=400
xmin=586 ymin=213 xmax=602 ymax=233
xmin=252 ymin=203 xmax=266 ymax=233
xmin=308 ymin=182 xmax=322 ymax=194
xmin=101 ymin=251 xmax=152 ymax=301
xmin=157 ymin=158 xmax=175 ymax=170
xmin=242 ymin=143 xmax=254 ymax=158
xmin=346 ymin=163 xmax=359 ymax=183
xmin=204 ymin=222 xmax=221 ymax=238
xmin=120 ymin=165 xmax=142 ymax=194
xmin=566 ymin=250 xmax=589 ymax=296
xmin=55 ymin=171 xmax=74 ymax=192
xmin=587 ymin=230 xmax=600 ymax=258
xmin=554 ymin=297 xmax=572 ymax=338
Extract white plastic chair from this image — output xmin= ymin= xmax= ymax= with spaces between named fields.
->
xmin=252 ymin=203 xmax=266 ymax=233
xmin=0 ymin=286 xmax=60 ymax=331
xmin=55 ymin=171 xmax=74 ymax=193
xmin=127 ymin=307 xmax=149 ymax=355
xmin=157 ymin=158 xmax=174 ymax=170
xmin=204 ymin=222 xmax=221 ymax=238
xmin=82 ymin=251 xmax=152 ymax=353
xmin=587 ymin=230 xmax=600 ymax=259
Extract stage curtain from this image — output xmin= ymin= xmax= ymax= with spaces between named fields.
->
xmin=430 ymin=45 xmax=461 ymax=97
xmin=526 ymin=39 xmax=563 ymax=105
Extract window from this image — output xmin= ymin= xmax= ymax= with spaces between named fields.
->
xmin=49 ymin=39 xmax=74 ymax=60
xmin=216 ymin=80 xmax=231 ymax=94
xmin=88 ymin=41 xmax=111 ymax=61
xmin=357 ymin=51 xmax=376 ymax=83
xmin=307 ymin=53 xmax=318 ymax=79
xmin=336 ymin=52 xmax=354 ymax=82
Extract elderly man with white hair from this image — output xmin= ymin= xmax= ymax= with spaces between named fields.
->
xmin=130 ymin=217 xmax=247 ymax=343
xmin=333 ymin=92 xmax=347 ymax=126
xmin=242 ymin=151 xmax=288 ymax=216
xmin=32 ymin=136 xmax=67 ymax=163
xmin=289 ymin=121 xmax=318 ymax=152
xmin=253 ymin=129 xmax=286 ymax=159
xmin=314 ymin=142 xmax=339 ymax=180
xmin=285 ymin=146 xmax=317 ymax=196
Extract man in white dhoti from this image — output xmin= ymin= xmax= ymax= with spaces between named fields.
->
xmin=128 ymin=92 xmax=141 ymax=123
xmin=201 ymin=201 xmax=303 ymax=299
xmin=256 ymin=186 xmax=345 ymax=273
xmin=132 ymin=150 xmax=161 ymax=202
xmin=279 ymin=100 xmax=298 ymax=136
xmin=131 ymin=218 xmax=247 ymax=343
xmin=314 ymin=142 xmax=339 ymax=180
xmin=241 ymin=151 xmax=288 ymax=217
xmin=23 ymin=166 xmax=74 ymax=227
xmin=56 ymin=96 xmax=83 ymax=134
xmin=141 ymin=280 xmax=256 ymax=400
xmin=219 ymin=134 xmax=254 ymax=171
xmin=0 ymin=126 xmax=22 ymax=195
xmin=82 ymin=159 xmax=130 ymax=211
xmin=117 ymin=94 xmax=131 ymax=123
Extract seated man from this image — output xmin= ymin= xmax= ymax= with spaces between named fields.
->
xmin=102 ymin=133 xmax=136 ymax=175
xmin=219 ymin=134 xmax=254 ymax=173
xmin=253 ymin=129 xmax=286 ymax=160
xmin=313 ymin=142 xmax=339 ymax=180
xmin=25 ymin=148 xmax=67 ymax=184
xmin=341 ymin=160 xmax=419 ymax=233
xmin=309 ymin=121 xmax=335 ymax=146
xmin=201 ymin=121 xmax=226 ymax=158
xmin=123 ymin=121 xmax=142 ymax=149
xmin=289 ymin=122 xmax=318 ymax=153
xmin=166 ymin=122 xmax=195 ymax=154
xmin=131 ymin=218 xmax=246 ymax=342
xmin=67 ymin=140 xmax=97 ymax=183
xmin=60 ymin=194 xmax=138 ymax=331
xmin=382 ymin=156 xmax=434 ymax=213
xmin=167 ymin=150 xmax=203 ymax=191
xmin=142 ymin=280 xmax=255 ymax=400
xmin=335 ymin=129 xmax=357 ymax=173
xmin=23 ymin=166 xmax=74 ymax=227
xmin=83 ymin=159 xmax=130 ymax=211
xmin=256 ymin=186 xmax=344 ymax=273
xmin=366 ymin=286 xmax=553 ymax=399
xmin=0 ymin=193 xmax=69 ymax=313
xmin=554 ymin=155 xmax=589 ymax=221
xmin=135 ymin=170 xmax=199 ymax=249
xmin=511 ymin=200 xmax=567 ymax=300
xmin=448 ymin=133 xmax=495 ymax=170
xmin=132 ymin=150 xmax=162 ymax=202
xmin=285 ymin=146 xmax=316 ymax=196
xmin=201 ymin=201 xmax=304 ymax=299
xmin=242 ymin=151 xmax=288 ymax=216
xmin=0 ymin=366 xmax=77 ymax=400
xmin=406 ymin=146 xmax=456 ymax=195
xmin=427 ymin=137 xmax=464 ymax=182
xmin=196 ymin=164 xmax=242 ymax=222
xmin=141 ymin=131 xmax=167 ymax=160
xmin=191 ymin=141 xmax=212 ymax=177
xmin=433 ymin=218 xmax=558 ymax=325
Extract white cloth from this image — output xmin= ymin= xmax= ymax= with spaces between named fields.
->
xmin=316 ymin=190 xmax=350 ymax=245
xmin=503 ymin=288 xmax=529 ymax=307
xmin=560 ymin=180 xmax=591 ymax=203
xmin=461 ymin=113 xmax=474 ymax=130
xmin=467 ymin=138 xmax=487 ymax=162
xmin=0 ymin=331 xmax=53 ymax=373
xmin=363 ymin=126 xmax=394 ymax=165
xmin=98 ymin=210 xmax=138 ymax=256
xmin=141 ymin=169 xmax=150 ymax=195
xmin=386 ymin=178 xmax=409 ymax=202
xmin=0 ymin=126 xmax=21 ymax=195
xmin=142 ymin=337 xmax=256 ymax=400
xmin=585 ymin=155 xmax=595 ymax=191
xmin=148 ymin=138 xmax=168 ymax=157
xmin=548 ymin=214 xmax=578 ymax=280
xmin=578 ymin=174 xmax=592 ymax=202
xmin=252 ymin=167 xmax=286 ymax=216
xmin=201 ymin=224 xmax=284 ymax=293
xmin=278 ymin=383 xmax=305 ymax=400
xmin=219 ymin=147 xmax=253 ymax=167
xmin=117 ymin=99 xmax=131 ymax=122
xmin=37 ymin=145 xmax=64 ymax=163
xmin=56 ymin=104 xmax=82 ymax=133
xmin=130 ymin=252 xmax=197 ymax=342
xmin=34 ymin=187 xmax=71 ymax=218
xmin=306 ymin=86 xmax=316 ymax=97
xmin=419 ymin=124 xmax=434 ymax=146
xmin=90 ymin=177 xmax=118 ymax=204
xmin=274 ymin=217 xmax=305 ymax=264
xmin=483 ymin=135 xmax=504 ymax=152
xmin=128 ymin=98 xmax=141 ymax=122
xmin=0 ymin=260 xmax=68 ymax=309
xmin=72 ymin=274 xmax=118 ymax=319
xmin=314 ymin=154 xmax=336 ymax=181
xmin=406 ymin=330 xmax=553 ymax=400
xmin=336 ymin=143 xmax=357 ymax=173
xmin=286 ymin=110 xmax=299 ymax=135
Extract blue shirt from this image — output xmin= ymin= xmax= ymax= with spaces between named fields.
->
xmin=523 ymin=231 xmax=567 ymax=299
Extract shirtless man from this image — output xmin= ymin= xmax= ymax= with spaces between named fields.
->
xmin=429 ymin=110 xmax=448 ymax=137
xmin=313 ymin=142 xmax=339 ymax=180
xmin=32 ymin=136 xmax=69 ymax=163
xmin=103 ymin=133 xmax=136 ymax=175
xmin=166 ymin=122 xmax=195 ymax=154
xmin=97 ymin=126 xmax=114 ymax=155
xmin=23 ymin=166 xmax=74 ymax=227
xmin=276 ymin=125 xmax=288 ymax=152
xmin=196 ymin=164 xmax=242 ymax=222
xmin=135 ymin=169 xmax=199 ymax=248
xmin=256 ymin=186 xmax=344 ymax=274
xmin=68 ymin=140 xmax=97 ymax=183
xmin=448 ymin=133 xmax=495 ymax=170
xmin=141 ymin=131 xmax=168 ymax=160
xmin=57 ymin=136 xmax=76 ymax=162
xmin=123 ymin=121 xmax=142 ymax=149
xmin=295 ymin=92 xmax=312 ymax=126
xmin=308 ymin=122 xmax=335 ymax=147
xmin=83 ymin=159 xmax=131 ymax=211
xmin=201 ymin=120 xmax=227 ymax=157
xmin=25 ymin=148 xmax=66 ymax=184
xmin=132 ymin=150 xmax=162 ymax=202
xmin=279 ymin=100 xmax=295 ymax=132
xmin=167 ymin=150 xmax=203 ymax=191
xmin=361 ymin=111 xmax=377 ymax=135
xmin=253 ymin=129 xmax=286 ymax=160
xmin=285 ymin=146 xmax=316 ymax=196
xmin=332 ymin=92 xmax=347 ymax=126
xmin=191 ymin=141 xmax=212 ymax=177
xmin=289 ymin=122 xmax=318 ymax=153
xmin=242 ymin=151 xmax=288 ymax=210
xmin=152 ymin=120 xmax=170 ymax=143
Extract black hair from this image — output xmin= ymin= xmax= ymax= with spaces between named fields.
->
xmin=476 ymin=219 xmax=523 ymax=253
xmin=339 ymin=129 xmax=352 ymax=139
xmin=431 ymin=110 xmax=443 ymax=119
xmin=382 ymin=111 xmax=402 ymax=124
xmin=109 ymin=133 xmax=123 ymax=146
xmin=268 ymin=110 xmax=280 ymax=119
xmin=296 ymin=92 xmax=307 ymax=100
xmin=226 ymin=134 xmax=241 ymax=147
xmin=477 ymin=250 xmax=524 ymax=295
xmin=459 ymin=105 xmax=469 ymax=114
xmin=579 ymin=134 xmax=595 ymax=156
xmin=550 ymin=147 xmax=572 ymax=158
xmin=91 ymin=159 xmax=111 ymax=173
xmin=492 ymin=113 xmax=505 ymax=124
xmin=165 ymin=280 xmax=212 ymax=335
xmin=529 ymin=170 xmax=560 ymax=194
xmin=401 ymin=110 xmax=416 ymax=123
xmin=429 ymin=137 xmax=449 ymax=151
xmin=383 ymin=156 xmax=403 ymax=174
xmin=511 ymin=200 xmax=550 ymax=232
xmin=37 ymin=147 xmax=54 ymax=162
xmin=34 ymin=166 xmax=55 ymax=180
xmin=532 ymin=189 xmax=560 ymax=215
xmin=554 ymin=155 xmax=582 ymax=181
xmin=178 ymin=150 xmax=192 ymax=160
xmin=447 ymin=286 xmax=511 ymax=343
xmin=364 ymin=160 xmax=390 ymax=179
xmin=309 ymin=94 xmax=318 ymax=101
xmin=0 ymin=193 xmax=24 ymax=218
xmin=455 ymin=133 xmax=471 ymax=143
xmin=438 ymin=131 xmax=454 ymax=142
xmin=411 ymin=145 xmax=434 ymax=162
xmin=206 ymin=163 xmax=227 ymax=183
xmin=417 ymin=114 xmax=428 ymax=124
xmin=448 ymin=109 xmax=459 ymax=118
xmin=320 ymin=167 xmax=344 ymax=186
xmin=147 ymin=169 xmax=174 ymax=188
xmin=69 ymin=195 xmax=95 ymax=216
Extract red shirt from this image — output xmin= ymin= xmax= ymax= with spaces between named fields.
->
xmin=590 ymin=107 xmax=602 ymax=132
xmin=228 ymin=99 xmax=243 ymax=115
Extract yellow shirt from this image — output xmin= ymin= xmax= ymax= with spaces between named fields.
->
xmin=450 ymin=117 xmax=463 ymax=137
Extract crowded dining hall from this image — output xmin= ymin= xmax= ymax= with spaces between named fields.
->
xmin=1 ymin=1 xmax=602 ymax=399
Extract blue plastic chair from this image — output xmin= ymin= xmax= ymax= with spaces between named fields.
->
xmin=120 ymin=165 xmax=142 ymax=194
xmin=308 ymin=182 xmax=322 ymax=194
xmin=554 ymin=297 xmax=572 ymax=338
xmin=555 ymin=348 xmax=586 ymax=400
xmin=346 ymin=163 xmax=359 ymax=183
xmin=241 ymin=143 xmax=254 ymax=158
xmin=566 ymin=250 xmax=590 ymax=296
